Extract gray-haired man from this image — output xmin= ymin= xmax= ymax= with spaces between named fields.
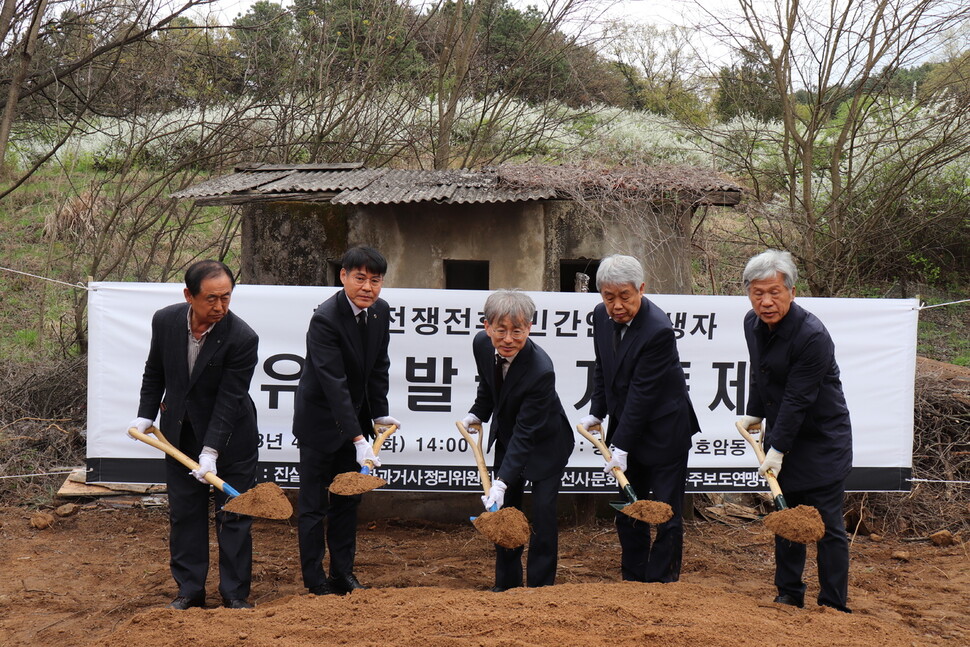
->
xmin=580 ymin=254 xmax=700 ymax=583
xmin=461 ymin=290 xmax=574 ymax=591
xmin=738 ymin=249 xmax=852 ymax=612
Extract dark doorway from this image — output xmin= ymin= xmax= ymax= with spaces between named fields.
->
xmin=560 ymin=259 xmax=600 ymax=292
xmin=445 ymin=260 xmax=490 ymax=290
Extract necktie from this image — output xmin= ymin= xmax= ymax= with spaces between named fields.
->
xmin=612 ymin=320 xmax=625 ymax=353
xmin=357 ymin=310 xmax=367 ymax=347
xmin=494 ymin=355 xmax=507 ymax=393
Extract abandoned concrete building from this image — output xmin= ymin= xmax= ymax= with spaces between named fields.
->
xmin=172 ymin=163 xmax=743 ymax=293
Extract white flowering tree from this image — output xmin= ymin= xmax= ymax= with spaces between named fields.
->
xmin=694 ymin=0 xmax=970 ymax=295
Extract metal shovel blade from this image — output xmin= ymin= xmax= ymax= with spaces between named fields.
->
xmin=609 ymin=483 xmax=639 ymax=512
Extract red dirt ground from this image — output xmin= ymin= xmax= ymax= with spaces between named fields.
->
xmin=0 ymin=503 xmax=966 ymax=647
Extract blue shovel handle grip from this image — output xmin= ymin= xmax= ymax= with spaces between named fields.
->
xmin=469 ymin=502 xmax=498 ymax=521
xmin=222 ymin=483 xmax=241 ymax=498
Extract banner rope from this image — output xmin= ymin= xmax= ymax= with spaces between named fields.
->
xmin=919 ymin=298 xmax=969 ymax=310
xmin=907 ymin=478 xmax=970 ymax=485
xmin=0 ymin=468 xmax=89 ymax=480
xmin=0 ymin=266 xmax=90 ymax=290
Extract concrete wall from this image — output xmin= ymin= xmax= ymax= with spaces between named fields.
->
xmin=241 ymin=199 xmax=694 ymax=294
xmin=543 ymin=200 xmax=695 ymax=294
xmin=241 ymin=201 xmax=349 ymax=286
xmin=354 ymin=202 xmax=546 ymax=290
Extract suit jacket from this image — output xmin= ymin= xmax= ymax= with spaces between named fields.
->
xmin=292 ymin=290 xmax=391 ymax=453
xmin=590 ymin=299 xmax=699 ymax=464
xmin=137 ymin=303 xmax=259 ymax=462
xmin=744 ymin=301 xmax=853 ymax=491
xmin=469 ymin=331 xmax=574 ymax=483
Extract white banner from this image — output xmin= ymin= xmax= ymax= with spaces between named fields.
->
xmin=87 ymin=283 xmax=918 ymax=492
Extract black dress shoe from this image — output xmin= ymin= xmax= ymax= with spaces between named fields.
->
xmin=489 ymin=584 xmax=520 ymax=593
xmin=222 ymin=598 xmax=253 ymax=609
xmin=168 ymin=596 xmax=205 ymax=610
xmin=773 ymin=594 xmax=804 ymax=608
xmin=328 ymin=573 xmax=369 ymax=594
xmin=308 ymin=583 xmax=335 ymax=596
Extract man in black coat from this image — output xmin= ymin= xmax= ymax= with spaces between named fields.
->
xmin=460 ymin=289 xmax=574 ymax=591
xmin=129 ymin=260 xmax=259 ymax=610
xmin=580 ymin=254 xmax=700 ymax=583
xmin=738 ymin=249 xmax=853 ymax=613
xmin=292 ymin=246 xmax=401 ymax=596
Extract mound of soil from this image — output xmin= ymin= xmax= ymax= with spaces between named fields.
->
xmin=0 ymin=504 xmax=966 ymax=646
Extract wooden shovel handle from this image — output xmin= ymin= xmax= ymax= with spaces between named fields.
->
xmin=735 ymin=420 xmax=785 ymax=501
xmin=363 ymin=424 xmax=398 ymax=470
xmin=129 ymin=426 xmax=234 ymax=495
xmin=575 ymin=423 xmax=633 ymax=490
xmin=456 ymin=420 xmax=491 ymax=496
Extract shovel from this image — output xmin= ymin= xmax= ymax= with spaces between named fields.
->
xmin=128 ymin=425 xmax=293 ymax=520
xmin=735 ymin=420 xmax=824 ymax=543
xmin=735 ymin=420 xmax=787 ymax=510
xmin=456 ymin=420 xmax=497 ymax=515
xmin=575 ymin=423 xmax=637 ymax=513
xmin=130 ymin=425 xmax=243 ymax=497
xmin=328 ymin=424 xmax=397 ymax=496
xmin=575 ymin=423 xmax=673 ymax=524
xmin=455 ymin=420 xmax=530 ymax=549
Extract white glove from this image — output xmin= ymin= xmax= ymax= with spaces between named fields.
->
xmin=738 ymin=415 xmax=763 ymax=433
xmin=604 ymin=445 xmax=628 ymax=473
xmin=190 ymin=447 xmax=218 ymax=483
xmin=373 ymin=415 xmax=401 ymax=431
xmin=460 ymin=413 xmax=482 ymax=433
xmin=579 ymin=415 xmax=603 ymax=435
xmin=354 ymin=438 xmax=381 ymax=468
xmin=126 ymin=417 xmax=153 ymax=441
xmin=481 ymin=479 xmax=507 ymax=510
xmin=759 ymin=447 xmax=784 ymax=477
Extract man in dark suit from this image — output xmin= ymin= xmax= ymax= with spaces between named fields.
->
xmin=579 ymin=254 xmax=700 ymax=583
xmin=737 ymin=249 xmax=853 ymax=613
xmin=128 ymin=259 xmax=260 ymax=610
xmin=460 ymin=289 xmax=574 ymax=591
xmin=293 ymin=246 xmax=400 ymax=596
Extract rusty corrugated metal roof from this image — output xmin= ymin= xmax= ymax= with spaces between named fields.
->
xmin=171 ymin=163 xmax=742 ymax=206
xmin=331 ymin=169 xmax=555 ymax=205
xmin=257 ymin=169 xmax=388 ymax=193
xmin=169 ymin=169 xmax=295 ymax=199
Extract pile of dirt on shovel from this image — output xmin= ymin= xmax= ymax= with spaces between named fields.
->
xmin=473 ymin=507 xmax=531 ymax=548
xmin=764 ymin=505 xmax=825 ymax=543
xmin=622 ymin=500 xmax=672 ymax=524
xmin=223 ymin=482 xmax=292 ymax=519
xmin=329 ymin=471 xmax=386 ymax=496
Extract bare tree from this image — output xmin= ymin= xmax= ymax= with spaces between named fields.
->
xmin=607 ymin=21 xmax=711 ymax=123
xmin=0 ymin=0 xmax=218 ymax=187
xmin=693 ymin=0 xmax=970 ymax=295
xmin=421 ymin=0 xmax=620 ymax=169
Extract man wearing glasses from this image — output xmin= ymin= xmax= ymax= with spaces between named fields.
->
xmin=128 ymin=259 xmax=260 ymax=609
xmin=460 ymin=290 xmax=574 ymax=591
xmin=292 ymin=246 xmax=401 ymax=596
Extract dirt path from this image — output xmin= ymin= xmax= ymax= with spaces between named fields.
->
xmin=0 ymin=504 xmax=966 ymax=646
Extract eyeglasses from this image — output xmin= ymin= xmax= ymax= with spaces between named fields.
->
xmin=348 ymin=273 xmax=383 ymax=288
xmin=489 ymin=328 xmax=528 ymax=340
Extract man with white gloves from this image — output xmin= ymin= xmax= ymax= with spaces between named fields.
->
xmin=582 ymin=255 xmax=700 ymax=584
xmin=130 ymin=259 xmax=260 ymax=610
xmin=461 ymin=290 xmax=574 ymax=592
xmin=741 ymin=249 xmax=853 ymax=613
xmin=292 ymin=246 xmax=400 ymax=596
